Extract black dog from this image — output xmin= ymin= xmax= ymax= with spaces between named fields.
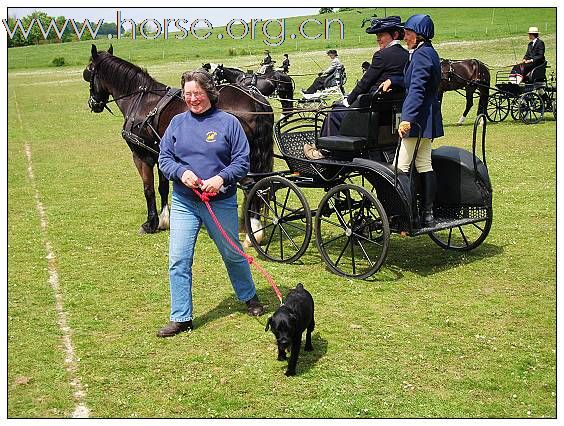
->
xmin=265 ymin=283 xmax=315 ymax=376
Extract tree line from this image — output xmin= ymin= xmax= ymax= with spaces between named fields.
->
xmin=5 ymin=11 xmax=119 ymax=47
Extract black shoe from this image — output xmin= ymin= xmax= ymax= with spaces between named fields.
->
xmin=420 ymin=210 xmax=435 ymax=228
xmin=157 ymin=321 xmax=193 ymax=338
xmin=419 ymin=171 xmax=437 ymax=228
xmin=245 ymin=294 xmax=265 ymax=316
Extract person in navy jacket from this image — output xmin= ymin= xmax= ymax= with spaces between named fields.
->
xmin=380 ymin=14 xmax=444 ymax=227
xmin=321 ymin=16 xmax=409 ymax=136
xmin=157 ymin=70 xmax=265 ymax=337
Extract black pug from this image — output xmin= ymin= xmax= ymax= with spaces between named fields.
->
xmin=265 ymin=283 xmax=315 ymax=376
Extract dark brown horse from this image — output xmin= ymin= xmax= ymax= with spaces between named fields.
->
xmin=83 ymin=45 xmax=274 ymax=236
xmin=438 ymin=59 xmax=490 ymax=125
xmin=206 ymin=64 xmax=294 ymax=115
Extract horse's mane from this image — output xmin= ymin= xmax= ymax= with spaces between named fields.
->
xmin=96 ymin=52 xmax=165 ymax=94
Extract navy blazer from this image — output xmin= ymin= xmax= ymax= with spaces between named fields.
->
xmin=347 ymin=43 xmax=409 ymax=104
xmin=391 ymin=41 xmax=444 ymax=139
xmin=524 ymin=38 xmax=545 ymax=66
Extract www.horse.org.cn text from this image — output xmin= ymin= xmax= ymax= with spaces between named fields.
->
xmin=2 ymin=10 xmax=345 ymax=47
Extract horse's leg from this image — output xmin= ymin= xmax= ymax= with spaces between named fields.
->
xmin=477 ymin=85 xmax=489 ymax=117
xmin=157 ymin=167 xmax=170 ymax=230
xmin=458 ymin=86 xmax=475 ymax=125
xmin=132 ymin=154 xmax=159 ymax=234
xmin=241 ymin=187 xmax=264 ymax=249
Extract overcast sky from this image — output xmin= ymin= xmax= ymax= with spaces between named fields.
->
xmin=7 ymin=8 xmax=321 ymax=27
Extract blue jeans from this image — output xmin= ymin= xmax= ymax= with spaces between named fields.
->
xmin=168 ymin=191 xmax=257 ymax=322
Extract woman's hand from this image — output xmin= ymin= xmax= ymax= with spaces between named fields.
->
xmin=378 ymin=79 xmax=392 ymax=93
xmin=180 ymin=169 xmax=199 ymax=188
xmin=398 ymin=121 xmax=411 ymax=138
xmin=200 ymin=175 xmax=224 ymax=194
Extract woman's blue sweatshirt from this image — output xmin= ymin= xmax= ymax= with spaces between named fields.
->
xmin=158 ymin=107 xmax=250 ymax=200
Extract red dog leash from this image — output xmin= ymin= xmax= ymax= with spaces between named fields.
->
xmin=191 ymin=179 xmax=283 ymax=304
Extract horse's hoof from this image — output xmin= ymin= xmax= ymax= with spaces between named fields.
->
xmin=158 ymin=206 xmax=170 ymax=230
xmin=139 ymin=223 xmax=157 ymax=234
xmin=242 ymin=239 xmax=252 ymax=249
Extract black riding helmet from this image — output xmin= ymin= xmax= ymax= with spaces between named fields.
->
xmin=365 ymin=15 xmax=404 ymax=38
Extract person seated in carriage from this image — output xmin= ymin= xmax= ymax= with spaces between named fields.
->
xmin=509 ymin=26 xmax=546 ymax=84
xmin=258 ymin=49 xmax=275 ymax=74
xmin=320 ymin=15 xmax=409 ymax=136
xmin=301 ymin=49 xmax=343 ymax=98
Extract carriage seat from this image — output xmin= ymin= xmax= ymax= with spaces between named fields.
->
xmin=324 ymin=65 xmax=346 ymax=89
xmin=524 ymin=61 xmax=547 ymax=84
xmin=316 ymin=92 xmax=403 ymax=159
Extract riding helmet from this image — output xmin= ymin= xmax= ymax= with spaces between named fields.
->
xmin=403 ymin=14 xmax=435 ymax=40
xmin=365 ymin=16 xmax=403 ymax=34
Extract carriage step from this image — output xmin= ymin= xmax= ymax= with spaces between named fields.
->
xmin=410 ymin=216 xmax=487 ymax=236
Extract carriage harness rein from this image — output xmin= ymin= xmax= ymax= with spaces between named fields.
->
xmin=191 ymin=179 xmax=284 ymax=305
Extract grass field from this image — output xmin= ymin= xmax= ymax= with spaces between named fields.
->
xmin=7 ymin=7 xmax=556 ymax=418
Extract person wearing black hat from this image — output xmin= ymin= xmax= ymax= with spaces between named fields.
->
xmin=301 ymin=49 xmax=342 ymax=95
xmin=320 ymin=15 xmax=409 ymax=136
xmin=509 ymin=26 xmax=545 ymax=84
xmin=380 ymin=14 xmax=444 ymax=227
xmin=281 ymin=53 xmax=290 ymax=73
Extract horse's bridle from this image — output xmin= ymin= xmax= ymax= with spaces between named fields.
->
xmin=85 ymin=60 xmax=155 ymax=114
xmin=85 ymin=63 xmax=112 ymax=113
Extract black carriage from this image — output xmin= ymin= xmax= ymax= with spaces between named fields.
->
xmin=486 ymin=61 xmax=556 ymax=124
xmin=242 ymin=92 xmax=493 ymax=279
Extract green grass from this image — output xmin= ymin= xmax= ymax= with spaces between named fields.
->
xmin=7 ymin=7 xmax=556 ymax=418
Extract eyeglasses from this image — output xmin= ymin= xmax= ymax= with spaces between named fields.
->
xmin=184 ymin=91 xmax=207 ymax=100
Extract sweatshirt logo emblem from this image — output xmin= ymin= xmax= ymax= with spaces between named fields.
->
xmin=206 ymin=131 xmax=218 ymax=143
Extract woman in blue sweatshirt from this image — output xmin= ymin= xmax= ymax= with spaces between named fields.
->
xmin=157 ymin=70 xmax=264 ymax=338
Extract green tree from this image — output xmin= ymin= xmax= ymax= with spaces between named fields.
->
xmin=319 ymin=8 xmax=334 ymax=14
xmin=4 ymin=16 xmax=30 ymax=47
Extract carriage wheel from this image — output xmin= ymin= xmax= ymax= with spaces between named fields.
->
xmin=428 ymin=209 xmax=492 ymax=251
xmin=515 ymin=92 xmax=544 ymax=124
xmin=244 ymin=176 xmax=312 ymax=263
xmin=485 ymin=92 xmax=510 ymax=122
xmin=548 ymin=89 xmax=557 ymax=119
xmin=509 ymin=97 xmax=521 ymax=121
xmin=315 ymin=184 xmax=390 ymax=279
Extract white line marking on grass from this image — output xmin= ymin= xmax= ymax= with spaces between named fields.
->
xmin=14 ymin=90 xmax=90 ymax=418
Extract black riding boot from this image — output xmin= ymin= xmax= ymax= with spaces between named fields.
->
xmin=420 ymin=171 xmax=437 ymax=227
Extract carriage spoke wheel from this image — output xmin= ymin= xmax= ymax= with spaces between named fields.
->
xmin=513 ymin=92 xmax=544 ymax=124
xmin=315 ymin=184 xmax=390 ymax=279
xmin=428 ymin=209 xmax=492 ymax=251
xmin=244 ymin=176 xmax=312 ymax=263
xmin=485 ymin=92 xmax=509 ymax=122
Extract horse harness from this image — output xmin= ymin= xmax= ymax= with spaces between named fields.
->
xmin=121 ymin=87 xmax=182 ymax=156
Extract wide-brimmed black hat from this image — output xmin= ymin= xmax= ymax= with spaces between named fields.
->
xmin=365 ymin=16 xmax=403 ymax=34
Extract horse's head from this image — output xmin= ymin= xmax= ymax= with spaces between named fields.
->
xmin=211 ymin=64 xmax=224 ymax=84
xmin=440 ymin=59 xmax=452 ymax=81
xmin=83 ymin=44 xmax=113 ymax=113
